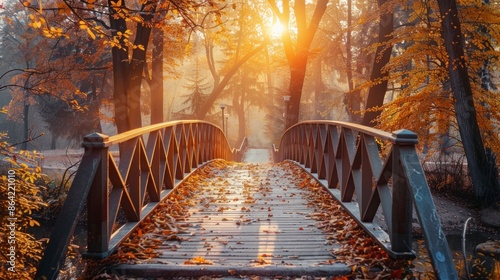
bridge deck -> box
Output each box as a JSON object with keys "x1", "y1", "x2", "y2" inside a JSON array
[{"x1": 105, "y1": 155, "x2": 368, "y2": 278}]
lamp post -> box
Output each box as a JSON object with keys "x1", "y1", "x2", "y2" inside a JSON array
[
  {"x1": 224, "y1": 113, "x2": 229, "y2": 136},
  {"x1": 220, "y1": 104, "x2": 226, "y2": 134},
  {"x1": 283, "y1": 95, "x2": 291, "y2": 129}
]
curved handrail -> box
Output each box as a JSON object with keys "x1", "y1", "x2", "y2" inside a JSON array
[
  {"x1": 36, "y1": 121, "x2": 244, "y2": 280},
  {"x1": 234, "y1": 137, "x2": 249, "y2": 161},
  {"x1": 274, "y1": 121, "x2": 457, "y2": 280}
]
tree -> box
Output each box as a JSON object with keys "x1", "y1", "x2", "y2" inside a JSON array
[
  {"x1": 194, "y1": 31, "x2": 266, "y2": 119},
  {"x1": 214, "y1": 2, "x2": 269, "y2": 145},
  {"x1": 268, "y1": 0, "x2": 329, "y2": 128},
  {"x1": 227, "y1": 50, "x2": 268, "y2": 146},
  {"x1": 149, "y1": 21, "x2": 164, "y2": 124},
  {"x1": 436, "y1": 0, "x2": 499, "y2": 206},
  {"x1": 344, "y1": 0, "x2": 360, "y2": 123},
  {"x1": 360, "y1": 0, "x2": 500, "y2": 205},
  {"x1": 1, "y1": 0, "x2": 110, "y2": 149},
  {"x1": 361, "y1": 0, "x2": 394, "y2": 126},
  {"x1": 21, "y1": 0, "x2": 228, "y2": 133},
  {"x1": 173, "y1": 59, "x2": 210, "y2": 119}
]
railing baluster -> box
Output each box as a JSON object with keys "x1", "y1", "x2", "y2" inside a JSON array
[{"x1": 390, "y1": 141, "x2": 413, "y2": 253}]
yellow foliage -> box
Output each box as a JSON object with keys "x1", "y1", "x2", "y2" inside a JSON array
[{"x1": 0, "y1": 136, "x2": 47, "y2": 279}]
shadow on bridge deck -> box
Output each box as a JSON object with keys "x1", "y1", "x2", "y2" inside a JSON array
[{"x1": 104, "y1": 159, "x2": 353, "y2": 278}]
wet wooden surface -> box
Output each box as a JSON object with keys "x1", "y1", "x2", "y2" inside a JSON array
[
  {"x1": 153, "y1": 164, "x2": 337, "y2": 266},
  {"x1": 111, "y1": 161, "x2": 349, "y2": 277}
]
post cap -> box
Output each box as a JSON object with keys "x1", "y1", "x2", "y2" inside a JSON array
[
  {"x1": 82, "y1": 132, "x2": 109, "y2": 148},
  {"x1": 392, "y1": 129, "x2": 418, "y2": 145}
]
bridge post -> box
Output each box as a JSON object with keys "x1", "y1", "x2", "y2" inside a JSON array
[
  {"x1": 390, "y1": 131, "x2": 414, "y2": 253},
  {"x1": 83, "y1": 132, "x2": 111, "y2": 255},
  {"x1": 394, "y1": 129, "x2": 458, "y2": 279}
]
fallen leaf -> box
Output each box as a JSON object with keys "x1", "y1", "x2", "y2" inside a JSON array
[{"x1": 184, "y1": 256, "x2": 213, "y2": 265}]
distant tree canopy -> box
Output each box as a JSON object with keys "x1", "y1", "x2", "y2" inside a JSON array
[
  {"x1": 1, "y1": 0, "x2": 499, "y2": 204},
  {"x1": 0, "y1": 0, "x2": 110, "y2": 148}
]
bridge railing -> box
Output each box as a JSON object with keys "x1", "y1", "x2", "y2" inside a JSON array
[
  {"x1": 273, "y1": 121, "x2": 457, "y2": 279},
  {"x1": 36, "y1": 121, "x2": 246, "y2": 280}
]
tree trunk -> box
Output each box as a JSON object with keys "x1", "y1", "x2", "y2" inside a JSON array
[
  {"x1": 361, "y1": 0, "x2": 393, "y2": 127},
  {"x1": 108, "y1": 1, "x2": 156, "y2": 133},
  {"x1": 312, "y1": 60, "x2": 326, "y2": 119},
  {"x1": 269, "y1": 0, "x2": 329, "y2": 129},
  {"x1": 127, "y1": 11, "x2": 155, "y2": 129},
  {"x1": 50, "y1": 133, "x2": 58, "y2": 150},
  {"x1": 233, "y1": 90, "x2": 246, "y2": 147},
  {"x1": 437, "y1": 0, "x2": 499, "y2": 206},
  {"x1": 151, "y1": 25, "x2": 164, "y2": 124},
  {"x1": 343, "y1": 0, "x2": 362, "y2": 123},
  {"x1": 108, "y1": 0, "x2": 130, "y2": 134},
  {"x1": 286, "y1": 54, "x2": 307, "y2": 128},
  {"x1": 22, "y1": 101, "x2": 29, "y2": 150}
]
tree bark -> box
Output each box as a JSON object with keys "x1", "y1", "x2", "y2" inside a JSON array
[
  {"x1": 108, "y1": 0, "x2": 157, "y2": 133},
  {"x1": 286, "y1": 53, "x2": 308, "y2": 127},
  {"x1": 22, "y1": 101, "x2": 29, "y2": 150},
  {"x1": 269, "y1": 0, "x2": 329, "y2": 129},
  {"x1": 313, "y1": 59, "x2": 326, "y2": 119},
  {"x1": 361, "y1": 0, "x2": 393, "y2": 127},
  {"x1": 343, "y1": 0, "x2": 362, "y2": 123},
  {"x1": 151, "y1": 25, "x2": 164, "y2": 124},
  {"x1": 437, "y1": 0, "x2": 499, "y2": 206},
  {"x1": 232, "y1": 89, "x2": 246, "y2": 147}
]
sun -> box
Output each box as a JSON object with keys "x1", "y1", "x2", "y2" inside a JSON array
[{"x1": 270, "y1": 21, "x2": 285, "y2": 37}]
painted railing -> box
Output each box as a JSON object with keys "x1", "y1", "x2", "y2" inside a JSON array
[
  {"x1": 273, "y1": 121, "x2": 457, "y2": 279},
  {"x1": 36, "y1": 121, "x2": 247, "y2": 280}
]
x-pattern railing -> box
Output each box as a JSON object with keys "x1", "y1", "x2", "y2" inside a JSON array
[
  {"x1": 36, "y1": 121, "x2": 246, "y2": 280},
  {"x1": 273, "y1": 121, "x2": 458, "y2": 279}
]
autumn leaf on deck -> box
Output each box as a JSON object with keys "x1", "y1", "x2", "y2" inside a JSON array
[
  {"x1": 184, "y1": 256, "x2": 213, "y2": 265},
  {"x1": 252, "y1": 255, "x2": 271, "y2": 265}
]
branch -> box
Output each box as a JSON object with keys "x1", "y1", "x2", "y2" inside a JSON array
[
  {"x1": 8, "y1": 132, "x2": 45, "y2": 148},
  {"x1": 267, "y1": 0, "x2": 283, "y2": 18},
  {"x1": 58, "y1": 159, "x2": 81, "y2": 190},
  {"x1": 205, "y1": 39, "x2": 219, "y2": 85},
  {"x1": 0, "y1": 68, "x2": 41, "y2": 82},
  {"x1": 84, "y1": 17, "x2": 112, "y2": 30},
  {"x1": 197, "y1": 43, "x2": 267, "y2": 118}
]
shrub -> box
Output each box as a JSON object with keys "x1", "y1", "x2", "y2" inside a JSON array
[
  {"x1": 0, "y1": 134, "x2": 47, "y2": 279},
  {"x1": 422, "y1": 152, "x2": 474, "y2": 201}
]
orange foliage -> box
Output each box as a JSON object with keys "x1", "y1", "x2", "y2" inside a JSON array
[{"x1": 357, "y1": 0, "x2": 500, "y2": 158}]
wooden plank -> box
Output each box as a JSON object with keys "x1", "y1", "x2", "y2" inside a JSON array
[
  {"x1": 151, "y1": 163, "x2": 337, "y2": 266},
  {"x1": 109, "y1": 162, "x2": 350, "y2": 278},
  {"x1": 111, "y1": 263, "x2": 351, "y2": 278}
]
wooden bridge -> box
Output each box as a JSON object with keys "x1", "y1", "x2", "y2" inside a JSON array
[{"x1": 35, "y1": 120, "x2": 458, "y2": 279}]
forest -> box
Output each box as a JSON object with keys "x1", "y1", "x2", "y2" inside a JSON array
[{"x1": 0, "y1": 0, "x2": 500, "y2": 278}]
